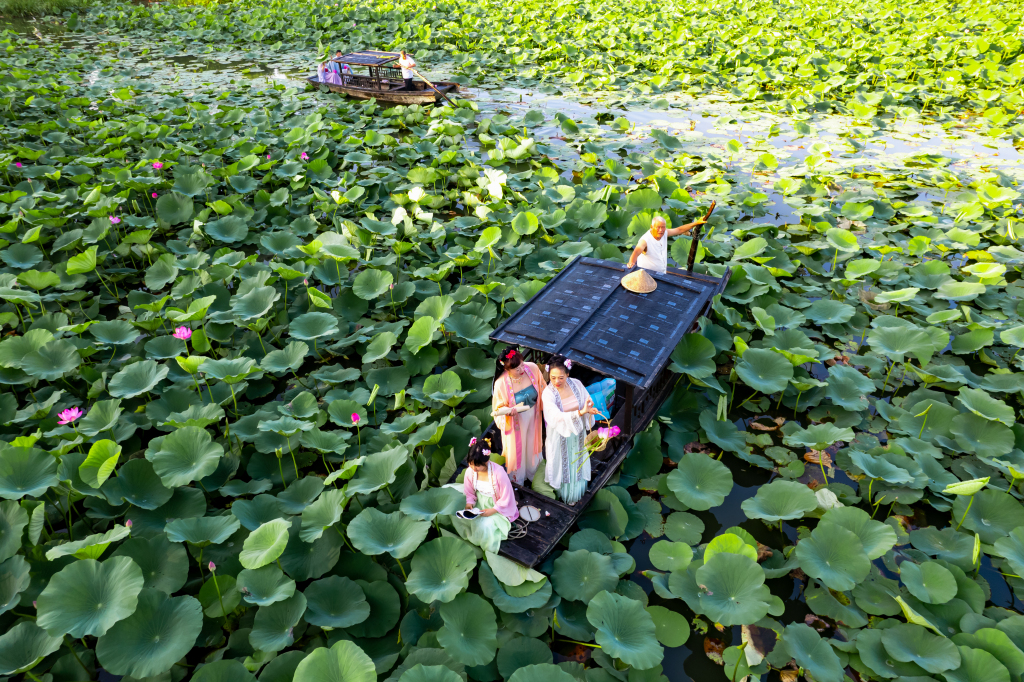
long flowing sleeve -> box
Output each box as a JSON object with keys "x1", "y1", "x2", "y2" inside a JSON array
[
  {"x1": 492, "y1": 375, "x2": 512, "y2": 434},
  {"x1": 490, "y1": 464, "x2": 520, "y2": 522},
  {"x1": 463, "y1": 469, "x2": 477, "y2": 509},
  {"x1": 542, "y1": 385, "x2": 586, "y2": 438}
]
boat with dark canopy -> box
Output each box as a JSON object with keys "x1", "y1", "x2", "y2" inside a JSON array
[
  {"x1": 306, "y1": 50, "x2": 459, "y2": 104},
  {"x1": 459, "y1": 255, "x2": 732, "y2": 567}
]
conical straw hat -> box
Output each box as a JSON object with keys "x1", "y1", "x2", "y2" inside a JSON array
[{"x1": 621, "y1": 268, "x2": 657, "y2": 294}]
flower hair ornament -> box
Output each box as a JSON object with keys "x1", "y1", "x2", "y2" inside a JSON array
[
  {"x1": 504, "y1": 348, "x2": 518, "y2": 360},
  {"x1": 564, "y1": 359, "x2": 572, "y2": 370}
]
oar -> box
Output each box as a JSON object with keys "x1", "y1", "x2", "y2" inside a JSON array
[
  {"x1": 685, "y1": 201, "x2": 717, "y2": 272},
  {"x1": 410, "y1": 67, "x2": 456, "y2": 107}
]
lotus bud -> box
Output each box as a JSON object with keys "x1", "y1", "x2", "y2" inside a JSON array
[
  {"x1": 351, "y1": 413, "x2": 360, "y2": 424},
  {"x1": 152, "y1": 192, "x2": 158, "y2": 198},
  {"x1": 209, "y1": 561, "x2": 216, "y2": 572},
  {"x1": 33, "y1": 601, "x2": 37, "y2": 607}
]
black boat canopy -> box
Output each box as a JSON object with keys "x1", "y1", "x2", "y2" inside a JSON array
[
  {"x1": 490, "y1": 257, "x2": 728, "y2": 391},
  {"x1": 333, "y1": 50, "x2": 400, "y2": 66}
]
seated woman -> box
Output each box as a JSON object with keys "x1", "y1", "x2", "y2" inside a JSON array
[
  {"x1": 454, "y1": 446, "x2": 518, "y2": 553},
  {"x1": 543, "y1": 355, "x2": 601, "y2": 505},
  {"x1": 491, "y1": 346, "x2": 545, "y2": 485}
]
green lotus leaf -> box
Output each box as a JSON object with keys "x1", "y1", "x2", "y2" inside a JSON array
[
  {"x1": 353, "y1": 269, "x2": 394, "y2": 300},
  {"x1": 0, "y1": 621, "x2": 63, "y2": 676},
  {"x1": 496, "y1": 637, "x2": 553, "y2": 679},
  {"x1": 952, "y1": 490, "x2": 1024, "y2": 544},
  {"x1": 735, "y1": 348, "x2": 793, "y2": 394},
  {"x1": 882, "y1": 623, "x2": 961, "y2": 673},
  {"x1": 240, "y1": 518, "x2": 291, "y2": 569},
  {"x1": 101, "y1": 458, "x2": 172, "y2": 509},
  {"x1": 36, "y1": 556, "x2": 144, "y2": 637},
  {"x1": 148, "y1": 426, "x2": 224, "y2": 487},
  {"x1": 826, "y1": 227, "x2": 859, "y2": 251},
  {"x1": 0, "y1": 445, "x2": 58, "y2": 499},
  {"x1": 845, "y1": 258, "x2": 880, "y2": 279},
  {"x1": 552, "y1": 549, "x2": 619, "y2": 602},
  {"x1": 507, "y1": 664, "x2": 578, "y2": 682},
  {"x1": 0, "y1": 329, "x2": 54, "y2": 369},
  {"x1": 783, "y1": 422, "x2": 854, "y2": 450},
  {"x1": 405, "y1": 536, "x2": 477, "y2": 603},
  {"x1": 438, "y1": 592, "x2": 498, "y2": 666},
  {"x1": 901, "y1": 560, "x2": 958, "y2": 604},
  {"x1": 164, "y1": 515, "x2": 240, "y2": 546},
  {"x1": 803, "y1": 299, "x2": 856, "y2": 325},
  {"x1": 445, "y1": 312, "x2": 494, "y2": 344},
  {"x1": 485, "y1": 550, "x2": 547, "y2": 587},
  {"x1": 795, "y1": 524, "x2": 870, "y2": 591},
  {"x1": 348, "y1": 508, "x2": 428, "y2": 560},
  {"x1": 399, "y1": 664, "x2": 464, "y2": 682},
  {"x1": 290, "y1": 312, "x2": 339, "y2": 340},
  {"x1": 586, "y1": 590, "x2": 662, "y2": 669},
  {"x1": 951, "y1": 412, "x2": 1014, "y2": 458},
  {"x1": 478, "y1": 561, "x2": 552, "y2": 613},
  {"x1": 993, "y1": 527, "x2": 1024, "y2": 577},
  {"x1": 647, "y1": 605, "x2": 690, "y2": 647},
  {"x1": 704, "y1": 532, "x2": 757, "y2": 563},
  {"x1": 849, "y1": 450, "x2": 915, "y2": 486},
  {"x1": 259, "y1": 651, "x2": 308, "y2": 682},
  {"x1": 944, "y1": 645, "x2": 1012, "y2": 682},
  {"x1": 0, "y1": 555, "x2": 29, "y2": 615},
  {"x1": 156, "y1": 191, "x2": 194, "y2": 224},
  {"x1": 192, "y1": 659, "x2": 258, "y2": 682},
  {"x1": 698, "y1": 410, "x2": 748, "y2": 454},
  {"x1": 164, "y1": 402, "x2": 226, "y2": 429},
  {"x1": 79, "y1": 439, "x2": 121, "y2": 488},
  {"x1": 228, "y1": 175, "x2": 260, "y2": 193},
  {"x1": 399, "y1": 486, "x2": 465, "y2": 522},
  {"x1": 817, "y1": 507, "x2": 897, "y2": 560},
  {"x1": 910, "y1": 527, "x2": 977, "y2": 572},
  {"x1": 741, "y1": 479, "x2": 818, "y2": 522},
  {"x1": 0, "y1": 503, "x2": 26, "y2": 564},
  {"x1": 292, "y1": 639, "x2": 378, "y2": 682},
  {"x1": 90, "y1": 320, "x2": 138, "y2": 345},
  {"x1": 108, "y1": 359, "x2": 169, "y2": 398},
  {"x1": 669, "y1": 333, "x2": 718, "y2": 379},
  {"x1": 936, "y1": 281, "x2": 986, "y2": 302},
  {"x1": 21, "y1": 338, "x2": 79, "y2": 380},
  {"x1": 250, "y1": 592, "x2": 307, "y2": 653},
  {"x1": 299, "y1": 488, "x2": 347, "y2": 542},
  {"x1": 111, "y1": 536, "x2": 189, "y2": 594},
  {"x1": 347, "y1": 446, "x2": 408, "y2": 496},
  {"x1": 649, "y1": 540, "x2": 693, "y2": 572},
  {"x1": 303, "y1": 575, "x2": 369, "y2": 627},
  {"x1": 202, "y1": 357, "x2": 258, "y2": 383},
  {"x1": 955, "y1": 388, "x2": 1013, "y2": 427},
  {"x1": 95, "y1": 587, "x2": 202, "y2": 678},
  {"x1": 695, "y1": 552, "x2": 775, "y2": 625},
  {"x1": 663, "y1": 511, "x2": 704, "y2": 544},
  {"x1": 206, "y1": 215, "x2": 249, "y2": 243},
  {"x1": 346, "y1": 579, "x2": 400, "y2": 638},
  {"x1": 769, "y1": 623, "x2": 845, "y2": 682},
  {"x1": 45, "y1": 523, "x2": 130, "y2": 560},
  {"x1": 362, "y1": 331, "x2": 397, "y2": 364},
  {"x1": 856, "y1": 627, "x2": 931, "y2": 679},
  {"x1": 232, "y1": 286, "x2": 279, "y2": 320},
  {"x1": 944, "y1": 477, "x2": 990, "y2": 496},
  {"x1": 951, "y1": 629, "x2": 1024, "y2": 680},
  {"x1": 237, "y1": 564, "x2": 296, "y2": 606},
  {"x1": 825, "y1": 364, "x2": 874, "y2": 410},
  {"x1": 261, "y1": 341, "x2": 309, "y2": 374},
  {"x1": 666, "y1": 453, "x2": 733, "y2": 510}
]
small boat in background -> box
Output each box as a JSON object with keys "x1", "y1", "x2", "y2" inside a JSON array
[{"x1": 306, "y1": 50, "x2": 459, "y2": 105}]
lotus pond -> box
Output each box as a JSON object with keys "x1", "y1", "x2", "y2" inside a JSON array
[{"x1": 0, "y1": 1, "x2": 1023, "y2": 682}]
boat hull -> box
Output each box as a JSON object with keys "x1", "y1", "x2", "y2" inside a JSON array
[{"x1": 306, "y1": 77, "x2": 459, "y2": 104}]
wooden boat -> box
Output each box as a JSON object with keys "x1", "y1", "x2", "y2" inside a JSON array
[
  {"x1": 306, "y1": 50, "x2": 458, "y2": 105},
  {"x1": 455, "y1": 256, "x2": 733, "y2": 567}
]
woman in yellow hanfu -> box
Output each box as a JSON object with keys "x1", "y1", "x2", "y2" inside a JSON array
[{"x1": 491, "y1": 346, "x2": 546, "y2": 485}]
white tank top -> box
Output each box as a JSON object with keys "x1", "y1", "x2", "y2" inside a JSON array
[{"x1": 636, "y1": 229, "x2": 667, "y2": 273}]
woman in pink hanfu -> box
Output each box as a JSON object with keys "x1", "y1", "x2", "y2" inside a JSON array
[
  {"x1": 490, "y1": 346, "x2": 546, "y2": 486},
  {"x1": 454, "y1": 447, "x2": 519, "y2": 553}
]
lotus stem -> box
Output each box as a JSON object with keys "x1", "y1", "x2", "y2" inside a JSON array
[
  {"x1": 334, "y1": 526, "x2": 356, "y2": 553},
  {"x1": 276, "y1": 449, "x2": 288, "y2": 490},
  {"x1": 882, "y1": 360, "x2": 896, "y2": 391},
  {"x1": 288, "y1": 441, "x2": 300, "y2": 479},
  {"x1": 557, "y1": 639, "x2": 602, "y2": 648},
  {"x1": 955, "y1": 495, "x2": 974, "y2": 531},
  {"x1": 731, "y1": 642, "x2": 749, "y2": 682},
  {"x1": 394, "y1": 556, "x2": 408, "y2": 580},
  {"x1": 384, "y1": 482, "x2": 396, "y2": 501},
  {"x1": 793, "y1": 390, "x2": 802, "y2": 417},
  {"x1": 229, "y1": 384, "x2": 239, "y2": 418},
  {"x1": 210, "y1": 568, "x2": 227, "y2": 620}
]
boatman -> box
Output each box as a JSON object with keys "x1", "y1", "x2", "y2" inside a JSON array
[
  {"x1": 626, "y1": 215, "x2": 707, "y2": 273},
  {"x1": 398, "y1": 50, "x2": 416, "y2": 91}
]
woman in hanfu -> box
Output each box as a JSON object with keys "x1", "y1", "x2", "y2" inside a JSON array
[
  {"x1": 543, "y1": 355, "x2": 600, "y2": 505},
  {"x1": 491, "y1": 346, "x2": 546, "y2": 485},
  {"x1": 454, "y1": 446, "x2": 519, "y2": 553}
]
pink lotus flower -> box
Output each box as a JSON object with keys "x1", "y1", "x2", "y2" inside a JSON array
[
  {"x1": 152, "y1": 162, "x2": 163, "y2": 169},
  {"x1": 351, "y1": 413, "x2": 360, "y2": 424},
  {"x1": 609, "y1": 425, "x2": 621, "y2": 438},
  {"x1": 301, "y1": 152, "x2": 309, "y2": 161},
  {"x1": 208, "y1": 561, "x2": 216, "y2": 572},
  {"x1": 173, "y1": 326, "x2": 192, "y2": 341},
  {"x1": 15, "y1": 162, "x2": 22, "y2": 168},
  {"x1": 469, "y1": 437, "x2": 477, "y2": 446},
  {"x1": 109, "y1": 216, "x2": 121, "y2": 224},
  {"x1": 58, "y1": 407, "x2": 83, "y2": 425},
  {"x1": 597, "y1": 427, "x2": 610, "y2": 440},
  {"x1": 151, "y1": 192, "x2": 158, "y2": 198}
]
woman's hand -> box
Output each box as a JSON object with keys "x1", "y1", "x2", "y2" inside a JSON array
[
  {"x1": 480, "y1": 508, "x2": 498, "y2": 517},
  {"x1": 491, "y1": 406, "x2": 514, "y2": 417},
  {"x1": 465, "y1": 503, "x2": 474, "y2": 510},
  {"x1": 514, "y1": 402, "x2": 530, "y2": 413}
]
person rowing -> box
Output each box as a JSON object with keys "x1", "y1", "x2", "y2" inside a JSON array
[
  {"x1": 626, "y1": 214, "x2": 707, "y2": 273},
  {"x1": 397, "y1": 50, "x2": 416, "y2": 91}
]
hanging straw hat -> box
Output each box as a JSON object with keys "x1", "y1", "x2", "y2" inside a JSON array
[{"x1": 620, "y1": 268, "x2": 657, "y2": 294}]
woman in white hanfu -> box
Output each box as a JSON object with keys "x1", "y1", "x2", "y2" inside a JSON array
[
  {"x1": 542, "y1": 355, "x2": 600, "y2": 505},
  {"x1": 491, "y1": 346, "x2": 546, "y2": 486}
]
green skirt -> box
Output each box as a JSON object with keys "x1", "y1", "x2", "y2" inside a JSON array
[{"x1": 453, "y1": 493, "x2": 511, "y2": 554}]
